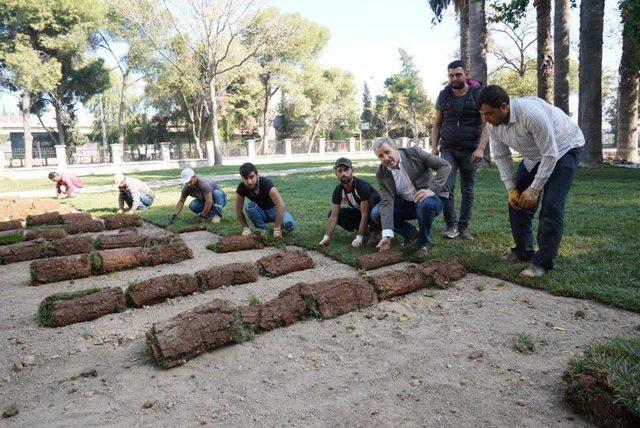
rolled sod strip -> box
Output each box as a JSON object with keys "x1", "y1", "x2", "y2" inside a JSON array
[
  {"x1": 26, "y1": 211, "x2": 63, "y2": 227},
  {"x1": 126, "y1": 273, "x2": 198, "y2": 307},
  {"x1": 102, "y1": 214, "x2": 142, "y2": 230},
  {"x1": 30, "y1": 253, "x2": 93, "y2": 284},
  {"x1": 147, "y1": 299, "x2": 259, "y2": 369},
  {"x1": 176, "y1": 225, "x2": 208, "y2": 233},
  {"x1": 257, "y1": 286, "x2": 309, "y2": 332},
  {"x1": 38, "y1": 287, "x2": 125, "y2": 327},
  {"x1": 416, "y1": 259, "x2": 467, "y2": 289},
  {"x1": 146, "y1": 239, "x2": 193, "y2": 266},
  {"x1": 64, "y1": 219, "x2": 105, "y2": 234},
  {"x1": 0, "y1": 239, "x2": 52, "y2": 264},
  {"x1": 0, "y1": 230, "x2": 24, "y2": 246},
  {"x1": 196, "y1": 263, "x2": 259, "y2": 291},
  {"x1": 257, "y1": 250, "x2": 314, "y2": 277},
  {"x1": 98, "y1": 247, "x2": 151, "y2": 273},
  {"x1": 51, "y1": 234, "x2": 94, "y2": 256},
  {"x1": 61, "y1": 212, "x2": 92, "y2": 224},
  {"x1": 24, "y1": 228, "x2": 67, "y2": 241},
  {"x1": 210, "y1": 235, "x2": 264, "y2": 253},
  {"x1": 294, "y1": 277, "x2": 378, "y2": 319},
  {"x1": 0, "y1": 219, "x2": 22, "y2": 232},
  {"x1": 365, "y1": 265, "x2": 428, "y2": 300},
  {"x1": 95, "y1": 229, "x2": 140, "y2": 249},
  {"x1": 355, "y1": 249, "x2": 404, "y2": 270}
]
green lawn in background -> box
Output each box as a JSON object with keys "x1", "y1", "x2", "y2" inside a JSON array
[
  {"x1": 0, "y1": 160, "x2": 345, "y2": 193},
  {"x1": 68, "y1": 164, "x2": 640, "y2": 312}
]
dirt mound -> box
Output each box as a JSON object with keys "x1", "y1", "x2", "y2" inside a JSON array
[{"x1": 0, "y1": 197, "x2": 74, "y2": 221}]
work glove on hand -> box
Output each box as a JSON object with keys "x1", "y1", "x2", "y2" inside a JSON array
[
  {"x1": 241, "y1": 227, "x2": 252, "y2": 236},
  {"x1": 519, "y1": 187, "x2": 541, "y2": 209},
  {"x1": 116, "y1": 209, "x2": 124, "y2": 214},
  {"x1": 318, "y1": 235, "x2": 331, "y2": 246},
  {"x1": 351, "y1": 235, "x2": 363, "y2": 248},
  {"x1": 168, "y1": 214, "x2": 177, "y2": 225},
  {"x1": 508, "y1": 188, "x2": 521, "y2": 210},
  {"x1": 273, "y1": 227, "x2": 282, "y2": 239}
]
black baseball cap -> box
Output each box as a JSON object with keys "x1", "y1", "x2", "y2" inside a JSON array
[{"x1": 334, "y1": 157, "x2": 352, "y2": 169}]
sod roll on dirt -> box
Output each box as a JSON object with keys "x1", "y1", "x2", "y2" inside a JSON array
[
  {"x1": 355, "y1": 249, "x2": 404, "y2": 270},
  {"x1": 147, "y1": 299, "x2": 259, "y2": 368},
  {"x1": 102, "y1": 214, "x2": 142, "y2": 230},
  {"x1": 95, "y1": 229, "x2": 141, "y2": 249},
  {"x1": 293, "y1": 277, "x2": 378, "y2": 319},
  {"x1": 26, "y1": 211, "x2": 62, "y2": 227},
  {"x1": 30, "y1": 253, "x2": 93, "y2": 284},
  {"x1": 257, "y1": 250, "x2": 313, "y2": 277},
  {"x1": 24, "y1": 228, "x2": 67, "y2": 241},
  {"x1": 211, "y1": 235, "x2": 264, "y2": 252},
  {"x1": 61, "y1": 212, "x2": 92, "y2": 224},
  {"x1": 0, "y1": 239, "x2": 51, "y2": 264},
  {"x1": 50, "y1": 234, "x2": 94, "y2": 256},
  {"x1": 196, "y1": 262, "x2": 259, "y2": 290},
  {"x1": 38, "y1": 287, "x2": 125, "y2": 327},
  {"x1": 64, "y1": 219, "x2": 105, "y2": 234},
  {"x1": 0, "y1": 230, "x2": 24, "y2": 246},
  {"x1": 0, "y1": 219, "x2": 22, "y2": 232},
  {"x1": 126, "y1": 273, "x2": 198, "y2": 307},
  {"x1": 365, "y1": 265, "x2": 428, "y2": 300}
]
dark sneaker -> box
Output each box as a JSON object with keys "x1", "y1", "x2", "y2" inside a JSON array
[
  {"x1": 520, "y1": 264, "x2": 547, "y2": 278},
  {"x1": 443, "y1": 226, "x2": 459, "y2": 239},
  {"x1": 499, "y1": 251, "x2": 521, "y2": 264},
  {"x1": 459, "y1": 229, "x2": 474, "y2": 240}
]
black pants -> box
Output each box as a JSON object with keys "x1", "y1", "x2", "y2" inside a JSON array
[
  {"x1": 328, "y1": 206, "x2": 379, "y2": 232},
  {"x1": 441, "y1": 147, "x2": 478, "y2": 230}
]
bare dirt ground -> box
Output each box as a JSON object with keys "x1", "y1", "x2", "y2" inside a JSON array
[
  {"x1": 1, "y1": 226, "x2": 639, "y2": 427},
  {"x1": 0, "y1": 197, "x2": 76, "y2": 221}
]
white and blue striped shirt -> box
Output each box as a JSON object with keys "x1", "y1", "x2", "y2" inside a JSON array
[{"x1": 488, "y1": 97, "x2": 585, "y2": 191}]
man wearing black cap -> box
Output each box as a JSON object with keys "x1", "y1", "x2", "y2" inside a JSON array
[{"x1": 319, "y1": 157, "x2": 381, "y2": 248}]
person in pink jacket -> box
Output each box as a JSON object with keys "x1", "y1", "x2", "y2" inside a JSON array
[{"x1": 48, "y1": 171, "x2": 83, "y2": 198}]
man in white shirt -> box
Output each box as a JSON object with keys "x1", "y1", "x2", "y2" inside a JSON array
[
  {"x1": 370, "y1": 137, "x2": 451, "y2": 255},
  {"x1": 477, "y1": 85, "x2": 585, "y2": 277}
]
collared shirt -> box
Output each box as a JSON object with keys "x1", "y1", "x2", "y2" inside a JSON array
[
  {"x1": 383, "y1": 158, "x2": 417, "y2": 238},
  {"x1": 488, "y1": 97, "x2": 585, "y2": 191}
]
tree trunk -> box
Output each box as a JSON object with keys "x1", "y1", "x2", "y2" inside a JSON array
[
  {"x1": 469, "y1": 0, "x2": 490, "y2": 166},
  {"x1": 616, "y1": 19, "x2": 640, "y2": 162},
  {"x1": 307, "y1": 118, "x2": 321, "y2": 154},
  {"x1": 554, "y1": 0, "x2": 570, "y2": 114},
  {"x1": 536, "y1": 0, "x2": 554, "y2": 103},
  {"x1": 54, "y1": 103, "x2": 66, "y2": 147},
  {"x1": 261, "y1": 84, "x2": 269, "y2": 155},
  {"x1": 98, "y1": 94, "x2": 109, "y2": 162},
  {"x1": 21, "y1": 92, "x2": 33, "y2": 168},
  {"x1": 117, "y1": 72, "x2": 128, "y2": 146},
  {"x1": 578, "y1": 0, "x2": 605, "y2": 168},
  {"x1": 459, "y1": 0, "x2": 471, "y2": 66},
  {"x1": 208, "y1": 79, "x2": 222, "y2": 165}
]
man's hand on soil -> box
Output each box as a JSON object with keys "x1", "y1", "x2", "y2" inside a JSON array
[
  {"x1": 241, "y1": 227, "x2": 252, "y2": 236},
  {"x1": 318, "y1": 234, "x2": 331, "y2": 246},
  {"x1": 273, "y1": 227, "x2": 282, "y2": 239},
  {"x1": 376, "y1": 237, "x2": 391, "y2": 252},
  {"x1": 351, "y1": 235, "x2": 363, "y2": 248},
  {"x1": 168, "y1": 214, "x2": 177, "y2": 225},
  {"x1": 116, "y1": 209, "x2": 124, "y2": 214}
]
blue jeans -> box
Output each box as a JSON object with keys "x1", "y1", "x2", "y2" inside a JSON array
[
  {"x1": 121, "y1": 190, "x2": 154, "y2": 210},
  {"x1": 441, "y1": 147, "x2": 477, "y2": 229},
  {"x1": 509, "y1": 147, "x2": 583, "y2": 270},
  {"x1": 189, "y1": 189, "x2": 227, "y2": 218},
  {"x1": 245, "y1": 202, "x2": 296, "y2": 231},
  {"x1": 370, "y1": 196, "x2": 444, "y2": 247}
]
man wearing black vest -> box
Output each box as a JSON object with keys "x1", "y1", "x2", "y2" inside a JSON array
[{"x1": 431, "y1": 59, "x2": 485, "y2": 241}]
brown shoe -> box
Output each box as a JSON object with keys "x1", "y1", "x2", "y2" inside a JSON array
[{"x1": 499, "y1": 251, "x2": 521, "y2": 264}]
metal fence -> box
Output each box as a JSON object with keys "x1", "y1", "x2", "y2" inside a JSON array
[
  {"x1": 291, "y1": 140, "x2": 316, "y2": 155},
  {"x1": 66, "y1": 147, "x2": 107, "y2": 165},
  {"x1": 170, "y1": 143, "x2": 205, "y2": 160},
  {"x1": 123, "y1": 145, "x2": 162, "y2": 162},
  {"x1": 325, "y1": 140, "x2": 349, "y2": 153},
  {"x1": 5, "y1": 147, "x2": 58, "y2": 168}
]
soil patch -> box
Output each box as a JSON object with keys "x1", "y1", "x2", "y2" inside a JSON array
[{"x1": 0, "y1": 197, "x2": 74, "y2": 221}]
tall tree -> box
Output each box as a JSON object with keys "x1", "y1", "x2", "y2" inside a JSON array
[
  {"x1": 616, "y1": 0, "x2": 640, "y2": 162},
  {"x1": 470, "y1": 0, "x2": 490, "y2": 165},
  {"x1": 361, "y1": 82, "x2": 375, "y2": 139},
  {"x1": 578, "y1": 0, "x2": 605, "y2": 168},
  {"x1": 534, "y1": 0, "x2": 553, "y2": 102},
  {"x1": 118, "y1": 0, "x2": 267, "y2": 165},
  {"x1": 554, "y1": 0, "x2": 571, "y2": 113}
]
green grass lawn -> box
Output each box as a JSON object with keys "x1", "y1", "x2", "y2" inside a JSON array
[
  {"x1": 68, "y1": 164, "x2": 640, "y2": 312},
  {"x1": 0, "y1": 160, "x2": 346, "y2": 193}
]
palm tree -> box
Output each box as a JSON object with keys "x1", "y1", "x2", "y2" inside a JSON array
[
  {"x1": 616, "y1": 1, "x2": 640, "y2": 162},
  {"x1": 535, "y1": 0, "x2": 553, "y2": 102},
  {"x1": 428, "y1": 0, "x2": 470, "y2": 65},
  {"x1": 554, "y1": 0, "x2": 570, "y2": 114},
  {"x1": 578, "y1": 0, "x2": 605, "y2": 168},
  {"x1": 469, "y1": 0, "x2": 488, "y2": 84}
]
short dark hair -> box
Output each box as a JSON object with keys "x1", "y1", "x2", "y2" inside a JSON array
[
  {"x1": 239, "y1": 162, "x2": 258, "y2": 178},
  {"x1": 447, "y1": 60, "x2": 466, "y2": 70},
  {"x1": 476, "y1": 85, "x2": 510, "y2": 109},
  {"x1": 48, "y1": 172, "x2": 58, "y2": 180}
]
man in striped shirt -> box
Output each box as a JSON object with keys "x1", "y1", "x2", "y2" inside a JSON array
[{"x1": 477, "y1": 85, "x2": 585, "y2": 277}]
